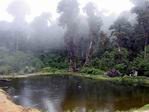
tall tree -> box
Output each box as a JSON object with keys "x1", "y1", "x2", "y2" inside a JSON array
[
  {"x1": 131, "y1": 0, "x2": 149, "y2": 58},
  {"x1": 83, "y1": 2, "x2": 102, "y2": 66},
  {"x1": 110, "y1": 17, "x2": 133, "y2": 52},
  {"x1": 7, "y1": 0, "x2": 30, "y2": 52},
  {"x1": 95, "y1": 31, "x2": 111, "y2": 57},
  {"x1": 57, "y1": 0, "x2": 80, "y2": 72}
]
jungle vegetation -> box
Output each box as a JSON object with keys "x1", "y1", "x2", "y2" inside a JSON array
[{"x1": 0, "y1": 0, "x2": 149, "y2": 78}]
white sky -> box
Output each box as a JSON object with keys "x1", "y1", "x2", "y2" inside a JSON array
[{"x1": 0, "y1": 0, "x2": 134, "y2": 22}]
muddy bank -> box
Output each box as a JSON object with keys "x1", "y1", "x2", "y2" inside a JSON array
[{"x1": 0, "y1": 89, "x2": 40, "y2": 112}]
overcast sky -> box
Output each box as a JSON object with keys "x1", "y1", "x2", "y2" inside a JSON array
[{"x1": 0, "y1": 0, "x2": 134, "y2": 22}]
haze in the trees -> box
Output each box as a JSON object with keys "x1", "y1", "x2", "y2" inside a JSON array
[
  {"x1": 83, "y1": 2, "x2": 102, "y2": 66},
  {"x1": 57, "y1": 0, "x2": 80, "y2": 72},
  {"x1": 131, "y1": 0, "x2": 149, "y2": 58},
  {"x1": 0, "y1": 0, "x2": 148, "y2": 76}
]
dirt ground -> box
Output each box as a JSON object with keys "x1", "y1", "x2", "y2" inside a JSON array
[{"x1": 0, "y1": 89, "x2": 40, "y2": 112}]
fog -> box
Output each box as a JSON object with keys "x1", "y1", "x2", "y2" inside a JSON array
[{"x1": 0, "y1": 0, "x2": 145, "y2": 54}]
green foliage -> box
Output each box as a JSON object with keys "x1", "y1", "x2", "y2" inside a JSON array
[
  {"x1": 138, "y1": 104, "x2": 149, "y2": 111},
  {"x1": 80, "y1": 67, "x2": 104, "y2": 75},
  {"x1": 0, "y1": 65, "x2": 12, "y2": 75},
  {"x1": 132, "y1": 46, "x2": 149, "y2": 76},
  {"x1": 41, "y1": 67, "x2": 66, "y2": 74},
  {"x1": 144, "y1": 71, "x2": 149, "y2": 76},
  {"x1": 133, "y1": 55, "x2": 149, "y2": 70},
  {"x1": 40, "y1": 51, "x2": 68, "y2": 69},
  {"x1": 92, "y1": 48, "x2": 129, "y2": 72},
  {"x1": 0, "y1": 51, "x2": 43, "y2": 74},
  {"x1": 41, "y1": 67, "x2": 57, "y2": 73},
  {"x1": 91, "y1": 58, "x2": 101, "y2": 68},
  {"x1": 115, "y1": 64, "x2": 127, "y2": 75}
]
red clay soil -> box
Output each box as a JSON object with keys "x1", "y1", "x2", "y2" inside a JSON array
[{"x1": 0, "y1": 89, "x2": 40, "y2": 112}]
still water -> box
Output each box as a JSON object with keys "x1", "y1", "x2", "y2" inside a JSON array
[{"x1": 2, "y1": 75, "x2": 149, "y2": 112}]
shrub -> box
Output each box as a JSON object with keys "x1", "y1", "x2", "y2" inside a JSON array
[
  {"x1": 0, "y1": 50, "x2": 43, "y2": 74},
  {"x1": 40, "y1": 52, "x2": 68, "y2": 69},
  {"x1": 132, "y1": 52, "x2": 149, "y2": 76},
  {"x1": 91, "y1": 58, "x2": 101, "y2": 68},
  {"x1": 144, "y1": 71, "x2": 149, "y2": 77},
  {"x1": 131, "y1": 46, "x2": 149, "y2": 76},
  {"x1": 115, "y1": 63, "x2": 128, "y2": 75},
  {"x1": 41, "y1": 67, "x2": 57, "y2": 73},
  {"x1": 80, "y1": 67, "x2": 104, "y2": 75},
  {"x1": 92, "y1": 48, "x2": 129, "y2": 72},
  {"x1": 0, "y1": 65, "x2": 12, "y2": 75},
  {"x1": 106, "y1": 68, "x2": 122, "y2": 77}
]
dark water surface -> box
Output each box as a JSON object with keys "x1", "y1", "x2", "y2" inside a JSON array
[{"x1": 2, "y1": 75, "x2": 149, "y2": 112}]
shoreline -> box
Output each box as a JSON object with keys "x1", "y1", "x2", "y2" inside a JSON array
[
  {"x1": 0, "y1": 72, "x2": 149, "y2": 87},
  {"x1": 0, "y1": 73, "x2": 149, "y2": 112}
]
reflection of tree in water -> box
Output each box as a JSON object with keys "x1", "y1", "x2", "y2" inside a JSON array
[
  {"x1": 7, "y1": 76, "x2": 68, "y2": 112},
  {"x1": 61, "y1": 78, "x2": 149, "y2": 112},
  {"x1": 5, "y1": 76, "x2": 149, "y2": 112}
]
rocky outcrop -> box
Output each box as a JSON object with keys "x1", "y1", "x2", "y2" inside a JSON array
[{"x1": 0, "y1": 89, "x2": 40, "y2": 112}]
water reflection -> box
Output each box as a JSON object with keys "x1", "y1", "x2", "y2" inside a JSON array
[{"x1": 5, "y1": 76, "x2": 149, "y2": 112}]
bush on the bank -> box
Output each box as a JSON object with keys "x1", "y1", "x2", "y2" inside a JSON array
[
  {"x1": 41, "y1": 67, "x2": 57, "y2": 73},
  {"x1": 106, "y1": 68, "x2": 122, "y2": 77},
  {"x1": 92, "y1": 48, "x2": 129, "y2": 74},
  {"x1": 0, "y1": 65, "x2": 12, "y2": 75},
  {"x1": 80, "y1": 67, "x2": 104, "y2": 75},
  {"x1": 41, "y1": 67, "x2": 67, "y2": 74},
  {"x1": 132, "y1": 47, "x2": 149, "y2": 76},
  {"x1": 114, "y1": 63, "x2": 128, "y2": 75},
  {"x1": 40, "y1": 53, "x2": 68, "y2": 69}
]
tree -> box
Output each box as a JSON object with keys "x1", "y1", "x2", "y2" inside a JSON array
[
  {"x1": 57, "y1": 0, "x2": 80, "y2": 72},
  {"x1": 83, "y1": 2, "x2": 102, "y2": 66},
  {"x1": 30, "y1": 12, "x2": 51, "y2": 54},
  {"x1": 95, "y1": 31, "x2": 112, "y2": 57},
  {"x1": 7, "y1": 0, "x2": 30, "y2": 52},
  {"x1": 110, "y1": 17, "x2": 133, "y2": 52},
  {"x1": 131, "y1": 0, "x2": 149, "y2": 58}
]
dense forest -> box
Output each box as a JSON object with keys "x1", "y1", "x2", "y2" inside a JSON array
[{"x1": 0, "y1": 0, "x2": 149, "y2": 77}]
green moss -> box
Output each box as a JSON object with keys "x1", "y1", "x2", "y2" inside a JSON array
[
  {"x1": 117, "y1": 104, "x2": 149, "y2": 112},
  {"x1": 138, "y1": 104, "x2": 149, "y2": 111}
]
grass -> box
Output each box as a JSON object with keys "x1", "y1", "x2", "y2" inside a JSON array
[
  {"x1": 138, "y1": 104, "x2": 149, "y2": 110},
  {"x1": 117, "y1": 104, "x2": 149, "y2": 112},
  {"x1": 0, "y1": 70, "x2": 149, "y2": 87}
]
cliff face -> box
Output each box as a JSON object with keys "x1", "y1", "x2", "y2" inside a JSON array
[{"x1": 0, "y1": 89, "x2": 40, "y2": 112}]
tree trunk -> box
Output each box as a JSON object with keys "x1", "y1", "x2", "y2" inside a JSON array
[
  {"x1": 144, "y1": 33, "x2": 148, "y2": 58},
  {"x1": 84, "y1": 41, "x2": 93, "y2": 66},
  {"x1": 65, "y1": 37, "x2": 77, "y2": 72},
  {"x1": 84, "y1": 33, "x2": 96, "y2": 67},
  {"x1": 69, "y1": 58, "x2": 76, "y2": 72}
]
